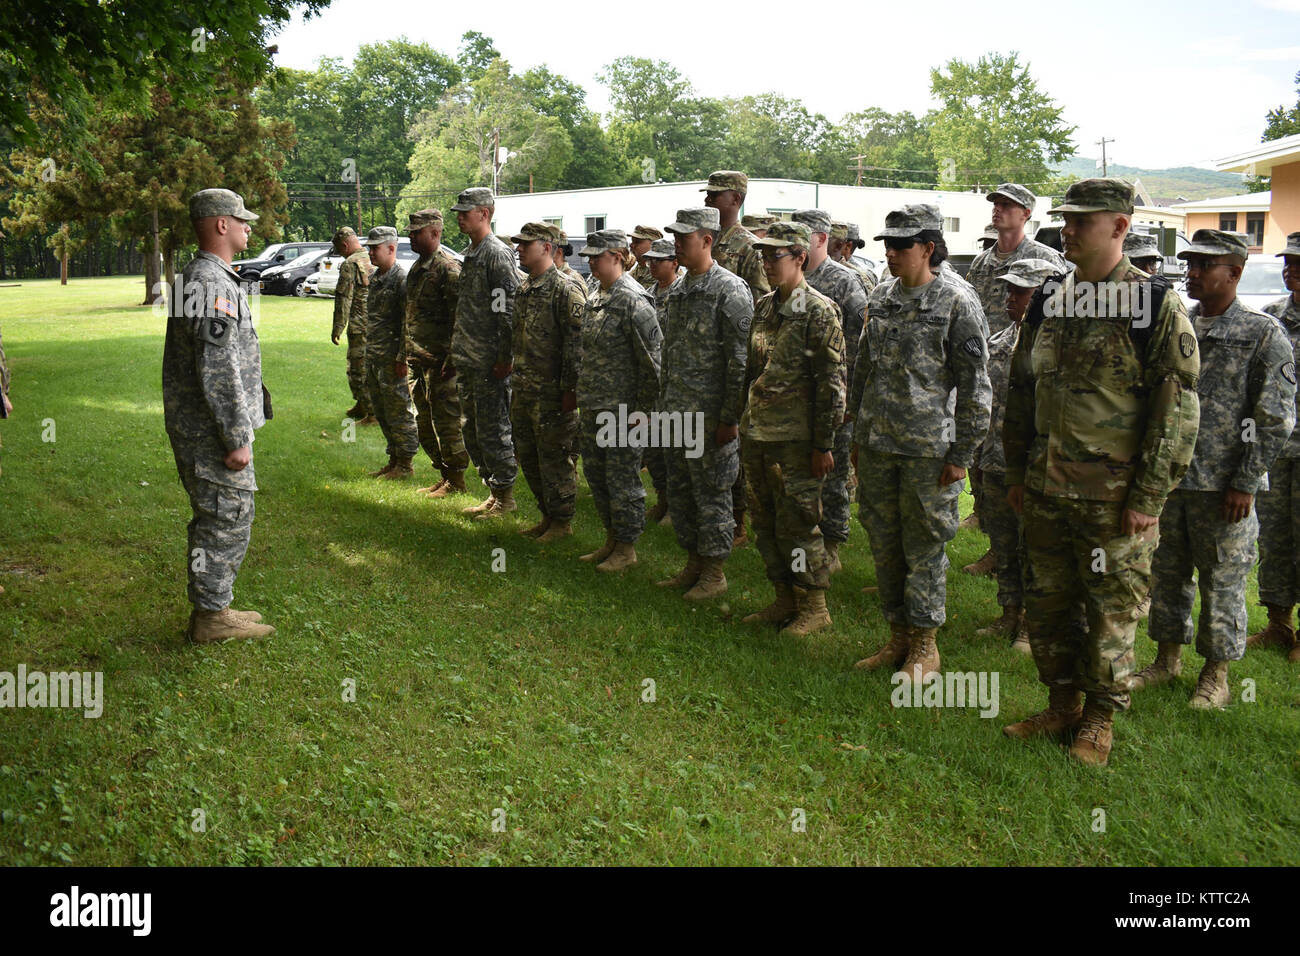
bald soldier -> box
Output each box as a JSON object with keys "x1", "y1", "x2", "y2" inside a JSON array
[
  {"x1": 330, "y1": 226, "x2": 377, "y2": 425},
  {"x1": 629, "y1": 225, "x2": 663, "y2": 288}
]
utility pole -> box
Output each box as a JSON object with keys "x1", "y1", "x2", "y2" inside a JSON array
[
  {"x1": 1096, "y1": 137, "x2": 1115, "y2": 177},
  {"x1": 848, "y1": 154, "x2": 868, "y2": 187},
  {"x1": 492, "y1": 128, "x2": 500, "y2": 196},
  {"x1": 355, "y1": 170, "x2": 362, "y2": 233}
]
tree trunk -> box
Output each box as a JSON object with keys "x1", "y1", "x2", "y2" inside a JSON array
[{"x1": 143, "y1": 235, "x2": 160, "y2": 305}]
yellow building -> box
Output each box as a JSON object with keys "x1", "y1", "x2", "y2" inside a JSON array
[
  {"x1": 1171, "y1": 192, "x2": 1272, "y2": 253},
  {"x1": 1211, "y1": 132, "x2": 1300, "y2": 254}
]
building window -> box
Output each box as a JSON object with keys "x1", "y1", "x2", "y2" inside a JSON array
[
  {"x1": 1246, "y1": 212, "x2": 1265, "y2": 248},
  {"x1": 543, "y1": 216, "x2": 563, "y2": 230},
  {"x1": 1219, "y1": 214, "x2": 1237, "y2": 232},
  {"x1": 943, "y1": 217, "x2": 961, "y2": 233},
  {"x1": 584, "y1": 215, "x2": 606, "y2": 233},
  {"x1": 765, "y1": 209, "x2": 794, "y2": 221},
  {"x1": 1028, "y1": 220, "x2": 1040, "y2": 235}
]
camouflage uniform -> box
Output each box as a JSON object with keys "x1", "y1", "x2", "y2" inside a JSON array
[
  {"x1": 511, "y1": 261, "x2": 586, "y2": 523},
  {"x1": 363, "y1": 236, "x2": 418, "y2": 461},
  {"x1": 1005, "y1": 246, "x2": 1201, "y2": 712},
  {"x1": 981, "y1": 319, "x2": 1026, "y2": 609},
  {"x1": 1149, "y1": 294, "x2": 1295, "y2": 661},
  {"x1": 0, "y1": 317, "x2": 9, "y2": 475},
  {"x1": 332, "y1": 244, "x2": 375, "y2": 415},
  {"x1": 1259, "y1": 290, "x2": 1300, "y2": 608},
  {"x1": 966, "y1": 184, "x2": 1065, "y2": 337},
  {"x1": 642, "y1": 240, "x2": 682, "y2": 505},
  {"x1": 404, "y1": 238, "x2": 468, "y2": 475},
  {"x1": 578, "y1": 268, "x2": 663, "y2": 542},
  {"x1": 743, "y1": 274, "x2": 846, "y2": 590},
  {"x1": 851, "y1": 230, "x2": 991, "y2": 628},
  {"x1": 163, "y1": 244, "x2": 266, "y2": 611},
  {"x1": 451, "y1": 221, "x2": 520, "y2": 493}
]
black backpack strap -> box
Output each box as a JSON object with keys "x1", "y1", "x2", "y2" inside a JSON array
[
  {"x1": 1024, "y1": 270, "x2": 1070, "y2": 330},
  {"x1": 1128, "y1": 274, "x2": 1170, "y2": 355}
]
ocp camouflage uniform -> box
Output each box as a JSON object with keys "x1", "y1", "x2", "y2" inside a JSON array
[
  {"x1": 846, "y1": 259, "x2": 878, "y2": 296},
  {"x1": 333, "y1": 248, "x2": 375, "y2": 415},
  {"x1": 559, "y1": 263, "x2": 588, "y2": 296},
  {"x1": 851, "y1": 270, "x2": 991, "y2": 627},
  {"x1": 980, "y1": 320, "x2": 1025, "y2": 608},
  {"x1": 643, "y1": 272, "x2": 680, "y2": 504},
  {"x1": 511, "y1": 265, "x2": 586, "y2": 522},
  {"x1": 1149, "y1": 297, "x2": 1295, "y2": 661},
  {"x1": 1005, "y1": 257, "x2": 1201, "y2": 711},
  {"x1": 405, "y1": 246, "x2": 468, "y2": 475},
  {"x1": 452, "y1": 233, "x2": 520, "y2": 493},
  {"x1": 966, "y1": 235, "x2": 1065, "y2": 337},
  {"x1": 579, "y1": 272, "x2": 663, "y2": 542},
  {"x1": 163, "y1": 250, "x2": 266, "y2": 610},
  {"x1": 1258, "y1": 292, "x2": 1300, "y2": 609},
  {"x1": 743, "y1": 278, "x2": 846, "y2": 590},
  {"x1": 713, "y1": 222, "x2": 771, "y2": 306},
  {"x1": 661, "y1": 263, "x2": 753, "y2": 558},
  {"x1": 631, "y1": 261, "x2": 655, "y2": 288},
  {"x1": 365, "y1": 263, "x2": 418, "y2": 460},
  {"x1": 0, "y1": 318, "x2": 9, "y2": 475}
]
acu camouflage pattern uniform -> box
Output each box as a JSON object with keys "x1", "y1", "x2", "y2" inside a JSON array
[
  {"x1": 1149, "y1": 241, "x2": 1295, "y2": 662},
  {"x1": 965, "y1": 184, "x2": 1065, "y2": 337},
  {"x1": 363, "y1": 227, "x2": 419, "y2": 462},
  {"x1": 1004, "y1": 184, "x2": 1201, "y2": 712},
  {"x1": 331, "y1": 231, "x2": 375, "y2": 416},
  {"x1": 403, "y1": 212, "x2": 468, "y2": 478},
  {"x1": 163, "y1": 236, "x2": 267, "y2": 612},
  {"x1": 1258, "y1": 244, "x2": 1300, "y2": 614},
  {"x1": 851, "y1": 210, "x2": 991, "y2": 629},
  {"x1": 641, "y1": 238, "x2": 682, "y2": 507},
  {"x1": 578, "y1": 261, "x2": 663, "y2": 543}
]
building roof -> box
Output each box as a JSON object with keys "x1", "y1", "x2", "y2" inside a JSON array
[
  {"x1": 1169, "y1": 191, "x2": 1271, "y2": 213},
  {"x1": 1214, "y1": 132, "x2": 1300, "y2": 177}
]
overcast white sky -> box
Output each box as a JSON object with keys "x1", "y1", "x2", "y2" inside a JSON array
[{"x1": 269, "y1": 0, "x2": 1300, "y2": 172}]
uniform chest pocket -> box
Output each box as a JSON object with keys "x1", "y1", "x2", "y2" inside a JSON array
[
  {"x1": 1202, "y1": 335, "x2": 1255, "y2": 383},
  {"x1": 1030, "y1": 322, "x2": 1061, "y2": 378},
  {"x1": 1077, "y1": 321, "x2": 1142, "y2": 395}
]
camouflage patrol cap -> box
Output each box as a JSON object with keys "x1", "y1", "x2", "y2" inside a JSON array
[
  {"x1": 665, "y1": 207, "x2": 721, "y2": 234},
  {"x1": 701, "y1": 170, "x2": 748, "y2": 194},
  {"x1": 630, "y1": 225, "x2": 664, "y2": 241},
  {"x1": 189, "y1": 188, "x2": 258, "y2": 222},
  {"x1": 408, "y1": 208, "x2": 443, "y2": 231},
  {"x1": 1123, "y1": 232, "x2": 1161, "y2": 260},
  {"x1": 579, "y1": 229, "x2": 629, "y2": 256},
  {"x1": 995, "y1": 258, "x2": 1058, "y2": 289},
  {"x1": 792, "y1": 209, "x2": 833, "y2": 235},
  {"x1": 511, "y1": 221, "x2": 559, "y2": 244},
  {"x1": 1049, "y1": 178, "x2": 1135, "y2": 216},
  {"x1": 830, "y1": 220, "x2": 849, "y2": 240},
  {"x1": 449, "y1": 186, "x2": 495, "y2": 211},
  {"x1": 643, "y1": 238, "x2": 678, "y2": 260},
  {"x1": 987, "y1": 183, "x2": 1036, "y2": 209},
  {"x1": 1177, "y1": 229, "x2": 1250, "y2": 262},
  {"x1": 846, "y1": 223, "x2": 865, "y2": 248},
  {"x1": 742, "y1": 213, "x2": 778, "y2": 230},
  {"x1": 332, "y1": 226, "x2": 358, "y2": 252},
  {"x1": 362, "y1": 225, "x2": 398, "y2": 246},
  {"x1": 753, "y1": 221, "x2": 812, "y2": 250},
  {"x1": 982, "y1": 224, "x2": 999, "y2": 239},
  {"x1": 1275, "y1": 231, "x2": 1300, "y2": 258},
  {"x1": 874, "y1": 204, "x2": 942, "y2": 240}
]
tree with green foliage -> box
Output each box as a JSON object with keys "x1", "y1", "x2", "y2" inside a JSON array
[
  {"x1": 1247, "y1": 69, "x2": 1300, "y2": 192},
  {"x1": 722, "y1": 95, "x2": 831, "y2": 182},
  {"x1": 821, "y1": 108, "x2": 937, "y2": 188}
]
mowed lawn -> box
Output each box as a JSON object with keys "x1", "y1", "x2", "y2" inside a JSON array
[{"x1": 1, "y1": 274, "x2": 1297, "y2": 866}]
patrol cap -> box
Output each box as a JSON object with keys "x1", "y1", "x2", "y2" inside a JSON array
[
  {"x1": 1275, "y1": 231, "x2": 1300, "y2": 258},
  {"x1": 830, "y1": 220, "x2": 849, "y2": 241},
  {"x1": 846, "y1": 223, "x2": 865, "y2": 248},
  {"x1": 1049, "y1": 178, "x2": 1135, "y2": 216},
  {"x1": 665, "y1": 207, "x2": 721, "y2": 234},
  {"x1": 362, "y1": 225, "x2": 399, "y2": 246},
  {"x1": 987, "y1": 183, "x2": 1036, "y2": 209},
  {"x1": 701, "y1": 170, "x2": 748, "y2": 194},
  {"x1": 1177, "y1": 229, "x2": 1250, "y2": 262},
  {"x1": 874, "y1": 203, "x2": 942, "y2": 240},
  {"x1": 982, "y1": 224, "x2": 999, "y2": 239},
  {"x1": 579, "y1": 229, "x2": 629, "y2": 256},
  {"x1": 511, "y1": 221, "x2": 559, "y2": 244},
  {"x1": 332, "y1": 226, "x2": 358, "y2": 252},
  {"x1": 792, "y1": 209, "x2": 833, "y2": 235},
  {"x1": 449, "y1": 186, "x2": 495, "y2": 211},
  {"x1": 408, "y1": 208, "x2": 443, "y2": 231},
  {"x1": 742, "y1": 213, "x2": 777, "y2": 230},
  {"x1": 753, "y1": 221, "x2": 812, "y2": 250},
  {"x1": 190, "y1": 188, "x2": 258, "y2": 222},
  {"x1": 1123, "y1": 232, "x2": 1161, "y2": 259},
  {"x1": 643, "y1": 238, "x2": 678, "y2": 260},
  {"x1": 629, "y1": 225, "x2": 663, "y2": 241},
  {"x1": 995, "y1": 258, "x2": 1058, "y2": 289}
]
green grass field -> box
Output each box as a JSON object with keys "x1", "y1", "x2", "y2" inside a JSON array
[{"x1": 1, "y1": 275, "x2": 1297, "y2": 866}]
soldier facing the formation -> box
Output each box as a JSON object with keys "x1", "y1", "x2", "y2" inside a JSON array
[
  {"x1": 362, "y1": 226, "x2": 419, "y2": 480},
  {"x1": 330, "y1": 226, "x2": 376, "y2": 425}
]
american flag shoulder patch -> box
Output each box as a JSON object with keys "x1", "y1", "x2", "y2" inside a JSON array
[{"x1": 213, "y1": 296, "x2": 238, "y2": 318}]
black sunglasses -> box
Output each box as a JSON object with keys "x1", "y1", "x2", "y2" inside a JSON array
[{"x1": 883, "y1": 237, "x2": 919, "y2": 251}]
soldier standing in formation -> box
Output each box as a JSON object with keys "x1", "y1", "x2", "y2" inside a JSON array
[
  {"x1": 1003, "y1": 178, "x2": 1201, "y2": 766},
  {"x1": 641, "y1": 237, "x2": 682, "y2": 524},
  {"x1": 362, "y1": 226, "x2": 418, "y2": 480},
  {"x1": 451, "y1": 187, "x2": 521, "y2": 519},
  {"x1": 628, "y1": 225, "x2": 663, "y2": 288},
  {"x1": 510, "y1": 222, "x2": 587, "y2": 544},
  {"x1": 742, "y1": 213, "x2": 777, "y2": 239},
  {"x1": 1252, "y1": 232, "x2": 1300, "y2": 662},
  {"x1": 1124, "y1": 232, "x2": 1163, "y2": 275},
  {"x1": 830, "y1": 221, "x2": 877, "y2": 292},
  {"x1": 163, "y1": 188, "x2": 274, "y2": 645},
  {"x1": 403, "y1": 209, "x2": 469, "y2": 498},
  {"x1": 657, "y1": 207, "x2": 753, "y2": 599},
  {"x1": 330, "y1": 226, "x2": 376, "y2": 425},
  {"x1": 576, "y1": 230, "x2": 663, "y2": 571},
  {"x1": 0, "y1": 307, "x2": 10, "y2": 484},
  {"x1": 850, "y1": 204, "x2": 990, "y2": 683},
  {"x1": 741, "y1": 222, "x2": 846, "y2": 635},
  {"x1": 1134, "y1": 230, "x2": 1296, "y2": 707},
  {"x1": 552, "y1": 231, "x2": 588, "y2": 296}
]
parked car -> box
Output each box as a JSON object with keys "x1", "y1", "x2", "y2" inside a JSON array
[
  {"x1": 232, "y1": 241, "x2": 333, "y2": 283},
  {"x1": 259, "y1": 249, "x2": 334, "y2": 297},
  {"x1": 1176, "y1": 254, "x2": 1288, "y2": 313},
  {"x1": 302, "y1": 241, "x2": 435, "y2": 296}
]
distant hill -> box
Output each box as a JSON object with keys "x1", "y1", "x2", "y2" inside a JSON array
[{"x1": 1054, "y1": 157, "x2": 1247, "y2": 204}]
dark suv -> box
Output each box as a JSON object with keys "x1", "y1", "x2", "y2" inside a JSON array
[
  {"x1": 232, "y1": 241, "x2": 333, "y2": 283},
  {"x1": 259, "y1": 248, "x2": 335, "y2": 297}
]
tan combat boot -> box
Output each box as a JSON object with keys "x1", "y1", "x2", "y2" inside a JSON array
[
  {"x1": 647, "y1": 498, "x2": 668, "y2": 524},
  {"x1": 976, "y1": 604, "x2": 1022, "y2": 637},
  {"x1": 1246, "y1": 603, "x2": 1296, "y2": 651},
  {"x1": 825, "y1": 540, "x2": 842, "y2": 575},
  {"x1": 462, "y1": 493, "x2": 497, "y2": 516},
  {"x1": 961, "y1": 548, "x2": 996, "y2": 577},
  {"x1": 188, "y1": 608, "x2": 275, "y2": 646},
  {"x1": 1003, "y1": 686, "x2": 1084, "y2": 739},
  {"x1": 536, "y1": 519, "x2": 573, "y2": 544},
  {"x1": 416, "y1": 475, "x2": 443, "y2": 495},
  {"x1": 474, "y1": 486, "x2": 516, "y2": 519},
  {"x1": 684, "y1": 557, "x2": 728, "y2": 600},
  {"x1": 580, "y1": 530, "x2": 616, "y2": 563},
  {"x1": 781, "y1": 588, "x2": 832, "y2": 637},
  {"x1": 1131, "y1": 641, "x2": 1183, "y2": 690},
  {"x1": 732, "y1": 511, "x2": 748, "y2": 548},
  {"x1": 597, "y1": 541, "x2": 637, "y2": 572},
  {"x1": 1069, "y1": 701, "x2": 1114, "y2": 766},
  {"x1": 427, "y1": 471, "x2": 468, "y2": 498},
  {"x1": 227, "y1": 608, "x2": 263, "y2": 624},
  {"x1": 656, "y1": 551, "x2": 702, "y2": 588},
  {"x1": 355, "y1": 415, "x2": 379, "y2": 426},
  {"x1": 370, "y1": 456, "x2": 396, "y2": 478},
  {"x1": 1010, "y1": 618, "x2": 1031, "y2": 655},
  {"x1": 960, "y1": 511, "x2": 980, "y2": 531},
  {"x1": 380, "y1": 456, "x2": 414, "y2": 479},
  {"x1": 742, "y1": 582, "x2": 798, "y2": 625},
  {"x1": 854, "y1": 623, "x2": 911, "y2": 670},
  {"x1": 519, "y1": 516, "x2": 552, "y2": 538},
  {"x1": 1189, "y1": 660, "x2": 1231, "y2": 710},
  {"x1": 896, "y1": 627, "x2": 940, "y2": 683}
]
